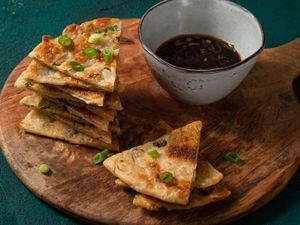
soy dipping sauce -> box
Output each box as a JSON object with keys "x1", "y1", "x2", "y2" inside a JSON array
[{"x1": 155, "y1": 34, "x2": 241, "y2": 70}]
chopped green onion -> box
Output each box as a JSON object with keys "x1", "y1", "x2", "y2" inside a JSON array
[
  {"x1": 70, "y1": 61, "x2": 84, "y2": 72},
  {"x1": 223, "y1": 151, "x2": 240, "y2": 163},
  {"x1": 88, "y1": 33, "x2": 102, "y2": 44},
  {"x1": 83, "y1": 47, "x2": 99, "y2": 57},
  {"x1": 92, "y1": 149, "x2": 109, "y2": 164},
  {"x1": 58, "y1": 35, "x2": 73, "y2": 47},
  {"x1": 206, "y1": 39, "x2": 212, "y2": 44},
  {"x1": 159, "y1": 171, "x2": 173, "y2": 184},
  {"x1": 38, "y1": 100, "x2": 51, "y2": 109},
  {"x1": 39, "y1": 164, "x2": 50, "y2": 174},
  {"x1": 111, "y1": 25, "x2": 119, "y2": 31},
  {"x1": 147, "y1": 149, "x2": 159, "y2": 158},
  {"x1": 186, "y1": 37, "x2": 193, "y2": 42},
  {"x1": 103, "y1": 47, "x2": 113, "y2": 62}
]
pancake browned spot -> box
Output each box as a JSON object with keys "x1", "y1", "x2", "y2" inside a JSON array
[{"x1": 166, "y1": 144, "x2": 198, "y2": 161}]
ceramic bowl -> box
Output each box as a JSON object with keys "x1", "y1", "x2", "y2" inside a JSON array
[{"x1": 138, "y1": 0, "x2": 265, "y2": 105}]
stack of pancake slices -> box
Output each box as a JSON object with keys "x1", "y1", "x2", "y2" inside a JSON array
[
  {"x1": 15, "y1": 18, "x2": 122, "y2": 151},
  {"x1": 103, "y1": 120, "x2": 231, "y2": 210}
]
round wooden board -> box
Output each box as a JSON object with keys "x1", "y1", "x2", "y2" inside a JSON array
[{"x1": 0, "y1": 19, "x2": 300, "y2": 225}]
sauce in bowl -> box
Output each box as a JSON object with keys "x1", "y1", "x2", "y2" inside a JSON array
[{"x1": 156, "y1": 34, "x2": 241, "y2": 70}]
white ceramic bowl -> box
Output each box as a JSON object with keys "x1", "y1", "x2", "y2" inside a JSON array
[{"x1": 139, "y1": 0, "x2": 265, "y2": 105}]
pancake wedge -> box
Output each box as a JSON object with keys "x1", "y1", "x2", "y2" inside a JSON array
[
  {"x1": 29, "y1": 18, "x2": 121, "y2": 92},
  {"x1": 133, "y1": 186, "x2": 231, "y2": 211},
  {"x1": 143, "y1": 120, "x2": 173, "y2": 143},
  {"x1": 141, "y1": 120, "x2": 224, "y2": 189},
  {"x1": 66, "y1": 105, "x2": 109, "y2": 131},
  {"x1": 20, "y1": 95, "x2": 112, "y2": 143},
  {"x1": 53, "y1": 85, "x2": 105, "y2": 107},
  {"x1": 21, "y1": 60, "x2": 92, "y2": 88},
  {"x1": 86, "y1": 104, "x2": 116, "y2": 121},
  {"x1": 103, "y1": 121, "x2": 202, "y2": 205},
  {"x1": 20, "y1": 110, "x2": 119, "y2": 151},
  {"x1": 17, "y1": 67, "x2": 109, "y2": 108},
  {"x1": 114, "y1": 120, "x2": 224, "y2": 189},
  {"x1": 15, "y1": 74, "x2": 122, "y2": 110},
  {"x1": 20, "y1": 94, "x2": 120, "y2": 134},
  {"x1": 20, "y1": 94, "x2": 88, "y2": 124},
  {"x1": 194, "y1": 159, "x2": 224, "y2": 189},
  {"x1": 21, "y1": 60, "x2": 124, "y2": 92}
]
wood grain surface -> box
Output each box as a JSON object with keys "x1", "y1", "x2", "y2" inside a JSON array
[{"x1": 0, "y1": 19, "x2": 300, "y2": 225}]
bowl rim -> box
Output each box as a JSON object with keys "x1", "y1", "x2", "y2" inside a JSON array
[{"x1": 138, "y1": 0, "x2": 265, "y2": 73}]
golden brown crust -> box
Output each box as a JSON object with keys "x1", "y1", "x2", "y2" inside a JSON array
[{"x1": 166, "y1": 121, "x2": 202, "y2": 162}]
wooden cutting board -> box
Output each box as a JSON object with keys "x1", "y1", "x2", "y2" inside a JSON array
[{"x1": 0, "y1": 19, "x2": 299, "y2": 225}]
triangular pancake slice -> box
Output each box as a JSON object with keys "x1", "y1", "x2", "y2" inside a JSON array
[
  {"x1": 115, "y1": 120, "x2": 223, "y2": 189},
  {"x1": 143, "y1": 120, "x2": 173, "y2": 143},
  {"x1": 112, "y1": 120, "x2": 227, "y2": 210},
  {"x1": 29, "y1": 18, "x2": 121, "y2": 92},
  {"x1": 20, "y1": 110, "x2": 119, "y2": 151},
  {"x1": 141, "y1": 120, "x2": 224, "y2": 188},
  {"x1": 103, "y1": 121, "x2": 202, "y2": 205},
  {"x1": 15, "y1": 74, "x2": 123, "y2": 110},
  {"x1": 44, "y1": 97, "x2": 116, "y2": 122},
  {"x1": 20, "y1": 95, "x2": 112, "y2": 143},
  {"x1": 66, "y1": 105, "x2": 109, "y2": 131},
  {"x1": 20, "y1": 94, "x2": 88, "y2": 124},
  {"x1": 133, "y1": 186, "x2": 231, "y2": 211},
  {"x1": 18, "y1": 65, "x2": 104, "y2": 107},
  {"x1": 21, "y1": 59, "x2": 92, "y2": 88},
  {"x1": 194, "y1": 159, "x2": 224, "y2": 189},
  {"x1": 44, "y1": 97, "x2": 120, "y2": 134}
]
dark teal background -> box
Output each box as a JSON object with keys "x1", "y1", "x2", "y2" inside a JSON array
[{"x1": 0, "y1": 1, "x2": 299, "y2": 224}]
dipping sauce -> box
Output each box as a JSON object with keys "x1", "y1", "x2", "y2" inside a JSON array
[{"x1": 156, "y1": 34, "x2": 241, "y2": 70}]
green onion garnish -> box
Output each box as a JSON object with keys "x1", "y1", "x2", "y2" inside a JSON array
[
  {"x1": 186, "y1": 37, "x2": 193, "y2": 42},
  {"x1": 103, "y1": 47, "x2": 113, "y2": 63},
  {"x1": 58, "y1": 35, "x2": 73, "y2": 47},
  {"x1": 83, "y1": 47, "x2": 99, "y2": 58},
  {"x1": 88, "y1": 33, "x2": 102, "y2": 44},
  {"x1": 39, "y1": 164, "x2": 50, "y2": 174},
  {"x1": 159, "y1": 171, "x2": 173, "y2": 184},
  {"x1": 223, "y1": 151, "x2": 240, "y2": 163},
  {"x1": 92, "y1": 149, "x2": 109, "y2": 164},
  {"x1": 70, "y1": 61, "x2": 84, "y2": 72},
  {"x1": 111, "y1": 25, "x2": 119, "y2": 31},
  {"x1": 147, "y1": 149, "x2": 159, "y2": 158}
]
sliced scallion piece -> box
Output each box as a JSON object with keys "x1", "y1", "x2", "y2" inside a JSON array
[
  {"x1": 83, "y1": 47, "x2": 99, "y2": 58},
  {"x1": 223, "y1": 151, "x2": 240, "y2": 163},
  {"x1": 103, "y1": 47, "x2": 113, "y2": 62},
  {"x1": 88, "y1": 33, "x2": 102, "y2": 44},
  {"x1": 147, "y1": 149, "x2": 159, "y2": 158},
  {"x1": 159, "y1": 171, "x2": 173, "y2": 184},
  {"x1": 58, "y1": 35, "x2": 73, "y2": 47},
  {"x1": 39, "y1": 164, "x2": 50, "y2": 174},
  {"x1": 70, "y1": 61, "x2": 84, "y2": 72},
  {"x1": 92, "y1": 149, "x2": 109, "y2": 164}
]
